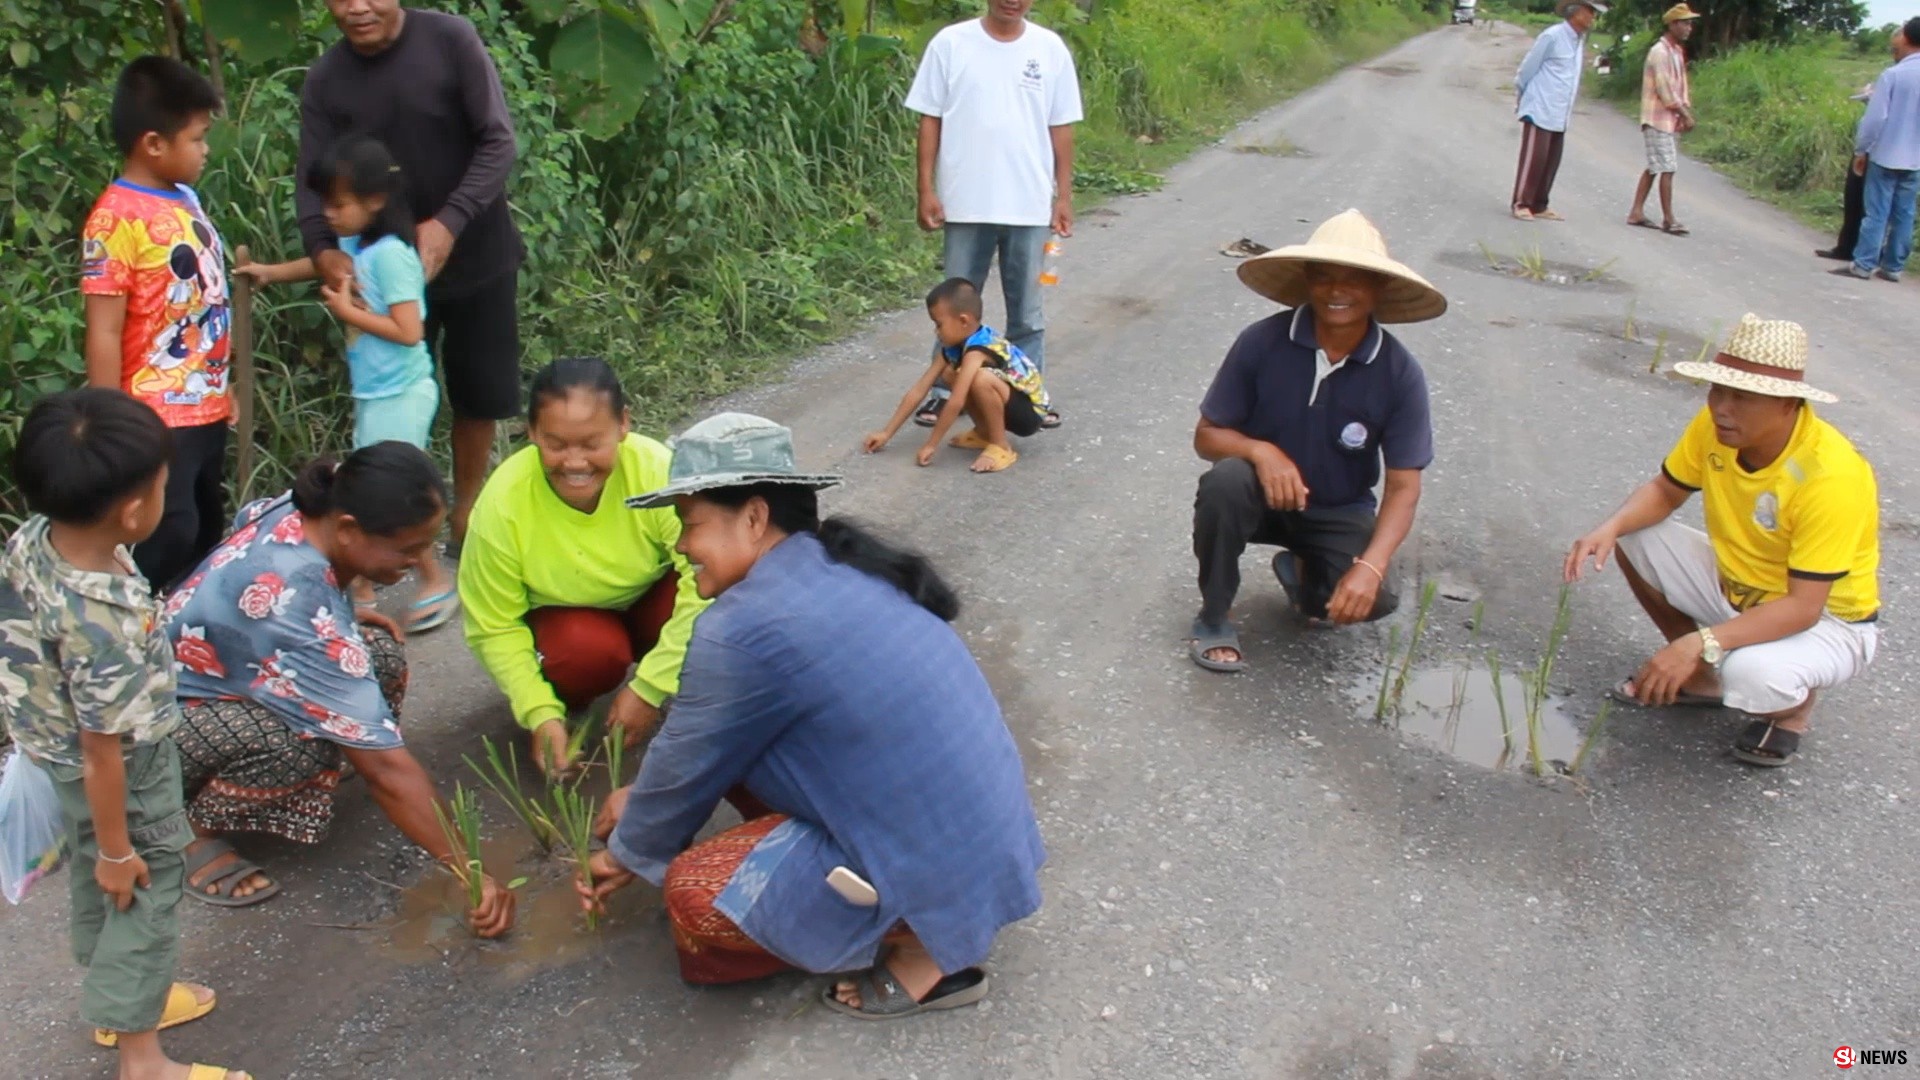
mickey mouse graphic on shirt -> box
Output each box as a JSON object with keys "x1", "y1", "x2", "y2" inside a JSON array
[
  {"x1": 83, "y1": 181, "x2": 232, "y2": 422},
  {"x1": 134, "y1": 218, "x2": 231, "y2": 405}
]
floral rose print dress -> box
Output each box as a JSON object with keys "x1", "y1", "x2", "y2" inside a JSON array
[{"x1": 165, "y1": 494, "x2": 407, "y2": 842}]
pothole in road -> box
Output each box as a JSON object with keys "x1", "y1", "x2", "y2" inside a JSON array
[
  {"x1": 1559, "y1": 314, "x2": 1718, "y2": 387},
  {"x1": 1351, "y1": 664, "x2": 1594, "y2": 775},
  {"x1": 1231, "y1": 136, "x2": 1312, "y2": 157},
  {"x1": 1365, "y1": 62, "x2": 1421, "y2": 77},
  {"x1": 383, "y1": 834, "x2": 661, "y2": 970},
  {"x1": 1434, "y1": 247, "x2": 1630, "y2": 292}
]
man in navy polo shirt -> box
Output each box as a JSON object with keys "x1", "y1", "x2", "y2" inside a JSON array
[{"x1": 1189, "y1": 210, "x2": 1447, "y2": 673}]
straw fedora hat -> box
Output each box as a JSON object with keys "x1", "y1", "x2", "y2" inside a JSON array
[
  {"x1": 1236, "y1": 209, "x2": 1447, "y2": 324},
  {"x1": 1672, "y1": 314, "x2": 1837, "y2": 403},
  {"x1": 1558, "y1": 0, "x2": 1608, "y2": 15},
  {"x1": 1662, "y1": 3, "x2": 1700, "y2": 22}
]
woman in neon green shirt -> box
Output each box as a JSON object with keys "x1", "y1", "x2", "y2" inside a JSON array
[{"x1": 457, "y1": 358, "x2": 708, "y2": 775}]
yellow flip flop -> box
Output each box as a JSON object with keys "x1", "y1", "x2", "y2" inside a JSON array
[
  {"x1": 970, "y1": 444, "x2": 1018, "y2": 473},
  {"x1": 948, "y1": 429, "x2": 989, "y2": 450},
  {"x1": 188, "y1": 1067, "x2": 251, "y2": 1080},
  {"x1": 93, "y1": 981, "x2": 216, "y2": 1046}
]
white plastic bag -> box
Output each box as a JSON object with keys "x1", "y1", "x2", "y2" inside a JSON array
[{"x1": 0, "y1": 747, "x2": 68, "y2": 904}]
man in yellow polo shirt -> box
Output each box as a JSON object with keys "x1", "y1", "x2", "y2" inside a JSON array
[{"x1": 1565, "y1": 315, "x2": 1880, "y2": 767}]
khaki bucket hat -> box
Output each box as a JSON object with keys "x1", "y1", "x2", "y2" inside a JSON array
[
  {"x1": 1672, "y1": 314, "x2": 1838, "y2": 403},
  {"x1": 1235, "y1": 209, "x2": 1448, "y2": 324},
  {"x1": 626, "y1": 412, "x2": 842, "y2": 510}
]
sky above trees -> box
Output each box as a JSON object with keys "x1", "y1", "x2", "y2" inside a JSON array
[{"x1": 1869, "y1": 0, "x2": 1920, "y2": 24}]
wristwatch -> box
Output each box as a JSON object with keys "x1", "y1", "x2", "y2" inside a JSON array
[{"x1": 1697, "y1": 627, "x2": 1725, "y2": 666}]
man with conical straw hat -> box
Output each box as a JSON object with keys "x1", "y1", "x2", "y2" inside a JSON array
[
  {"x1": 1189, "y1": 209, "x2": 1444, "y2": 673},
  {"x1": 1565, "y1": 316, "x2": 1881, "y2": 767}
]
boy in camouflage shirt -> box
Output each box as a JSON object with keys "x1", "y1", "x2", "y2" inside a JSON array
[{"x1": 0, "y1": 388, "x2": 250, "y2": 1080}]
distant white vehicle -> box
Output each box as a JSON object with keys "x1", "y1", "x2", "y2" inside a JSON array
[{"x1": 1452, "y1": 0, "x2": 1477, "y2": 24}]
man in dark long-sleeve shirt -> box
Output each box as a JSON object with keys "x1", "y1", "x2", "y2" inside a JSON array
[{"x1": 298, "y1": 0, "x2": 523, "y2": 552}]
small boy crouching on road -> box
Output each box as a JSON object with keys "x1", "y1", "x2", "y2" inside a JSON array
[
  {"x1": 0, "y1": 388, "x2": 250, "y2": 1080},
  {"x1": 865, "y1": 278, "x2": 1051, "y2": 474}
]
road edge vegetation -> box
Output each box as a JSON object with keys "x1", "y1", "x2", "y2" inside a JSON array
[{"x1": 0, "y1": 0, "x2": 1437, "y2": 523}]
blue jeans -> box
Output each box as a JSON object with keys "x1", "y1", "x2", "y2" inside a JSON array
[
  {"x1": 1851, "y1": 162, "x2": 1920, "y2": 276},
  {"x1": 928, "y1": 223, "x2": 1049, "y2": 402}
]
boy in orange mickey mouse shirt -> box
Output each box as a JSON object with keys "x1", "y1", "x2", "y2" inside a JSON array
[{"x1": 81, "y1": 56, "x2": 231, "y2": 596}]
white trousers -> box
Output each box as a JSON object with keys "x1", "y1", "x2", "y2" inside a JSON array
[{"x1": 1616, "y1": 520, "x2": 1878, "y2": 715}]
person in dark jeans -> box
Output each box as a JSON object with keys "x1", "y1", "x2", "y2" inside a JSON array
[
  {"x1": 1187, "y1": 210, "x2": 1444, "y2": 673},
  {"x1": 296, "y1": 0, "x2": 523, "y2": 560}
]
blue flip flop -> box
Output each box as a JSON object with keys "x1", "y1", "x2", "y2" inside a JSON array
[{"x1": 406, "y1": 588, "x2": 461, "y2": 633}]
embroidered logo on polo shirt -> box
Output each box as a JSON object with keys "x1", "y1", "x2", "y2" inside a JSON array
[
  {"x1": 1753, "y1": 491, "x2": 1780, "y2": 531},
  {"x1": 1339, "y1": 422, "x2": 1369, "y2": 449}
]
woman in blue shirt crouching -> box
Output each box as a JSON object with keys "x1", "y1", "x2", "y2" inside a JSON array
[{"x1": 579, "y1": 413, "x2": 1045, "y2": 1019}]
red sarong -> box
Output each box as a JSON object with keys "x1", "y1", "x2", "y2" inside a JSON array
[{"x1": 662, "y1": 814, "x2": 795, "y2": 984}]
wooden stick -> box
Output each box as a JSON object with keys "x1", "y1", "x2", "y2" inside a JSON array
[{"x1": 230, "y1": 244, "x2": 257, "y2": 501}]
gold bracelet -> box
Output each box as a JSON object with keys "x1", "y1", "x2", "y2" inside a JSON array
[{"x1": 1354, "y1": 558, "x2": 1386, "y2": 582}]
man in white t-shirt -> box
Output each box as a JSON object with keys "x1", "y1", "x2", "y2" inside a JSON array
[{"x1": 905, "y1": 0, "x2": 1083, "y2": 428}]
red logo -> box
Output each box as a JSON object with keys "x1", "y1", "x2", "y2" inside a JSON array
[{"x1": 1836, "y1": 1046, "x2": 1855, "y2": 1069}]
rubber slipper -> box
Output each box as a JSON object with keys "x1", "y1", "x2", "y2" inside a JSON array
[
  {"x1": 912, "y1": 397, "x2": 942, "y2": 427},
  {"x1": 820, "y1": 965, "x2": 989, "y2": 1020},
  {"x1": 1039, "y1": 409, "x2": 1062, "y2": 430},
  {"x1": 948, "y1": 429, "x2": 989, "y2": 450},
  {"x1": 1189, "y1": 617, "x2": 1248, "y2": 674},
  {"x1": 1537, "y1": 209, "x2": 1565, "y2": 221},
  {"x1": 405, "y1": 587, "x2": 461, "y2": 633},
  {"x1": 183, "y1": 839, "x2": 280, "y2": 909},
  {"x1": 1662, "y1": 222, "x2": 1690, "y2": 236},
  {"x1": 1605, "y1": 677, "x2": 1723, "y2": 708},
  {"x1": 1627, "y1": 218, "x2": 1661, "y2": 230},
  {"x1": 187, "y1": 1066, "x2": 252, "y2": 1080},
  {"x1": 970, "y1": 445, "x2": 1018, "y2": 473},
  {"x1": 1512, "y1": 208, "x2": 1535, "y2": 221},
  {"x1": 1732, "y1": 719, "x2": 1799, "y2": 767},
  {"x1": 93, "y1": 982, "x2": 216, "y2": 1047}
]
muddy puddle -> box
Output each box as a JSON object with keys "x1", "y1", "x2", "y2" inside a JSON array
[
  {"x1": 1433, "y1": 248, "x2": 1629, "y2": 292},
  {"x1": 381, "y1": 836, "x2": 657, "y2": 970},
  {"x1": 1354, "y1": 664, "x2": 1592, "y2": 773}
]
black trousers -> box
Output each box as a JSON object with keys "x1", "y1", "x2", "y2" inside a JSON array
[
  {"x1": 1192, "y1": 458, "x2": 1399, "y2": 626},
  {"x1": 1836, "y1": 166, "x2": 1867, "y2": 255},
  {"x1": 425, "y1": 269, "x2": 521, "y2": 422},
  {"x1": 133, "y1": 421, "x2": 227, "y2": 594}
]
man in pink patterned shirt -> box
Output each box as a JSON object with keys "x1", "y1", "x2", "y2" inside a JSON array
[{"x1": 1628, "y1": 4, "x2": 1700, "y2": 235}]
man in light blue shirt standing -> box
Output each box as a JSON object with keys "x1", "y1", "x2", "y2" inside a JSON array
[
  {"x1": 1511, "y1": 1, "x2": 1605, "y2": 221},
  {"x1": 1840, "y1": 18, "x2": 1920, "y2": 281}
]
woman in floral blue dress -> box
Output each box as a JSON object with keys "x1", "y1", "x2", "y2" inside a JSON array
[{"x1": 163, "y1": 442, "x2": 515, "y2": 935}]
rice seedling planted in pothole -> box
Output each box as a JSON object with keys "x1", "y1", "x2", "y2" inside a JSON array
[
  {"x1": 1623, "y1": 297, "x2": 1639, "y2": 342},
  {"x1": 434, "y1": 784, "x2": 487, "y2": 912},
  {"x1": 1387, "y1": 580, "x2": 1440, "y2": 719},
  {"x1": 548, "y1": 784, "x2": 602, "y2": 931},
  {"x1": 1569, "y1": 700, "x2": 1613, "y2": 776},
  {"x1": 1693, "y1": 320, "x2": 1723, "y2": 367},
  {"x1": 1374, "y1": 624, "x2": 1402, "y2": 722},
  {"x1": 465, "y1": 736, "x2": 555, "y2": 853},
  {"x1": 1488, "y1": 647, "x2": 1517, "y2": 760}
]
